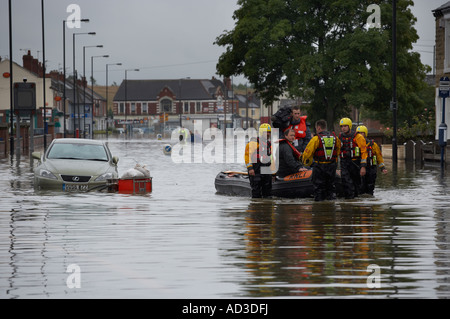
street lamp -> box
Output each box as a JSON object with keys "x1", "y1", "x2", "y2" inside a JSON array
[
  {"x1": 90, "y1": 55, "x2": 109, "y2": 139},
  {"x1": 62, "y1": 18, "x2": 89, "y2": 138},
  {"x1": 83, "y1": 45, "x2": 103, "y2": 138},
  {"x1": 392, "y1": 0, "x2": 398, "y2": 165},
  {"x1": 8, "y1": 0, "x2": 13, "y2": 154},
  {"x1": 41, "y1": 0, "x2": 47, "y2": 149},
  {"x1": 125, "y1": 69, "x2": 140, "y2": 137},
  {"x1": 73, "y1": 31, "x2": 95, "y2": 138},
  {"x1": 178, "y1": 77, "x2": 190, "y2": 127},
  {"x1": 106, "y1": 63, "x2": 122, "y2": 139}
]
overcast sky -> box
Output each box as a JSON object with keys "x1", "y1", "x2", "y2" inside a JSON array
[{"x1": 0, "y1": 0, "x2": 443, "y2": 86}]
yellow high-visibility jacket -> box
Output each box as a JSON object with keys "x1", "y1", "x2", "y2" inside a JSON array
[{"x1": 302, "y1": 133, "x2": 341, "y2": 167}]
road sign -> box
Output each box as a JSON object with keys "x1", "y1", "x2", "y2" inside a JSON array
[
  {"x1": 14, "y1": 82, "x2": 36, "y2": 114},
  {"x1": 439, "y1": 76, "x2": 450, "y2": 98}
]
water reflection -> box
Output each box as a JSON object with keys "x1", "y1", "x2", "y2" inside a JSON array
[
  {"x1": 1, "y1": 139, "x2": 450, "y2": 298},
  {"x1": 220, "y1": 175, "x2": 450, "y2": 298}
]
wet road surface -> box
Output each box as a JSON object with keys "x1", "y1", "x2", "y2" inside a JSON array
[{"x1": 1, "y1": 137, "x2": 450, "y2": 298}]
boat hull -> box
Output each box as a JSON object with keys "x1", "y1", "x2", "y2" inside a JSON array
[{"x1": 215, "y1": 170, "x2": 343, "y2": 199}]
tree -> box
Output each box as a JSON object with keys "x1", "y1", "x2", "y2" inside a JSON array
[{"x1": 215, "y1": 0, "x2": 430, "y2": 127}]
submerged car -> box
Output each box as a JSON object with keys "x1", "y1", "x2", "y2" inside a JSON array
[{"x1": 33, "y1": 138, "x2": 119, "y2": 192}]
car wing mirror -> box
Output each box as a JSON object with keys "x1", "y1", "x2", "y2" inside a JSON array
[
  {"x1": 32, "y1": 152, "x2": 42, "y2": 161},
  {"x1": 112, "y1": 156, "x2": 119, "y2": 165}
]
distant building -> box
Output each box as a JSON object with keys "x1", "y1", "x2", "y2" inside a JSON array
[
  {"x1": 112, "y1": 77, "x2": 237, "y2": 132},
  {"x1": 235, "y1": 93, "x2": 260, "y2": 129},
  {"x1": 0, "y1": 51, "x2": 107, "y2": 138},
  {"x1": 433, "y1": 2, "x2": 450, "y2": 141},
  {"x1": 0, "y1": 55, "x2": 52, "y2": 130}
]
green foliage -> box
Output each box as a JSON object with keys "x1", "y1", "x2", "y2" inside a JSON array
[
  {"x1": 382, "y1": 107, "x2": 435, "y2": 143},
  {"x1": 215, "y1": 0, "x2": 431, "y2": 127}
]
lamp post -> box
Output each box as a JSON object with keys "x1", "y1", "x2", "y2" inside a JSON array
[
  {"x1": 391, "y1": 0, "x2": 398, "y2": 165},
  {"x1": 178, "y1": 77, "x2": 190, "y2": 127},
  {"x1": 63, "y1": 19, "x2": 89, "y2": 138},
  {"x1": 42, "y1": 0, "x2": 47, "y2": 149},
  {"x1": 106, "y1": 63, "x2": 122, "y2": 139},
  {"x1": 90, "y1": 55, "x2": 109, "y2": 139},
  {"x1": 124, "y1": 69, "x2": 139, "y2": 138},
  {"x1": 8, "y1": 0, "x2": 13, "y2": 155},
  {"x1": 73, "y1": 31, "x2": 95, "y2": 138},
  {"x1": 63, "y1": 18, "x2": 89, "y2": 138},
  {"x1": 83, "y1": 45, "x2": 103, "y2": 138}
]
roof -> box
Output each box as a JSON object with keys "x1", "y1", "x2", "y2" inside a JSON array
[
  {"x1": 51, "y1": 77, "x2": 105, "y2": 104},
  {"x1": 113, "y1": 78, "x2": 228, "y2": 101},
  {"x1": 236, "y1": 94, "x2": 260, "y2": 108},
  {"x1": 433, "y1": 1, "x2": 450, "y2": 17},
  {"x1": 52, "y1": 138, "x2": 105, "y2": 145}
]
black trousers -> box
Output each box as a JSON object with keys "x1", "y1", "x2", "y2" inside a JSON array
[
  {"x1": 361, "y1": 165, "x2": 377, "y2": 195},
  {"x1": 248, "y1": 166, "x2": 272, "y2": 198},
  {"x1": 340, "y1": 159, "x2": 362, "y2": 199},
  {"x1": 312, "y1": 162, "x2": 337, "y2": 201}
]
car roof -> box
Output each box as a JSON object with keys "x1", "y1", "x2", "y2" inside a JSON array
[{"x1": 52, "y1": 138, "x2": 105, "y2": 146}]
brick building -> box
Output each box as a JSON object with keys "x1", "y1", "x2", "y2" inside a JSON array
[{"x1": 113, "y1": 77, "x2": 237, "y2": 133}]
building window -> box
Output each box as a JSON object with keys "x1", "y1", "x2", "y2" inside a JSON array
[
  {"x1": 445, "y1": 19, "x2": 450, "y2": 73},
  {"x1": 196, "y1": 102, "x2": 201, "y2": 113},
  {"x1": 161, "y1": 99, "x2": 172, "y2": 113},
  {"x1": 120, "y1": 103, "x2": 125, "y2": 114},
  {"x1": 131, "y1": 103, "x2": 136, "y2": 114},
  {"x1": 184, "y1": 102, "x2": 189, "y2": 113},
  {"x1": 142, "y1": 102, "x2": 148, "y2": 114}
]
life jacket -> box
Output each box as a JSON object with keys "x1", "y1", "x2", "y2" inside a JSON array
[
  {"x1": 285, "y1": 116, "x2": 308, "y2": 139},
  {"x1": 250, "y1": 137, "x2": 272, "y2": 166},
  {"x1": 278, "y1": 138, "x2": 302, "y2": 160},
  {"x1": 339, "y1": 131, "x2": 360, "y2": 160},
  {"x1": 314, "y1": 131, "x2": 338, "y2": 162},
  {"x1": 366, "y1": 139, "x2": 378, "y2": 166}
]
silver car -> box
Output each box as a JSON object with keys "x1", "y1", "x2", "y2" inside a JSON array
[{"x1": 33, "y1": 138, "x2": 119, "y2": 192}]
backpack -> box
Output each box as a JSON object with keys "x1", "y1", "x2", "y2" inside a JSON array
[{"x1": 271, "y1": 106, "x2": 292, "y2": 130}]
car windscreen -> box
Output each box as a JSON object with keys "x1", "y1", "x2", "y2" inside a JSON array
[{"x1": 47, "y1": 143, "x2": 109, "y2": 161}]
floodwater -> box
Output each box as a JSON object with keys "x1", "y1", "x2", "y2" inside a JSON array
[{"x1": 1, "y1": 137, "x2": 450, "y2": 299}]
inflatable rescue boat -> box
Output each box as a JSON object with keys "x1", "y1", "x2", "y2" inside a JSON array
[{"x1": 215, "y1": 170, "x2": 343, "y2": 199}]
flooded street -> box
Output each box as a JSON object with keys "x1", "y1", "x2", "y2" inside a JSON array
[{"x1": 1, "y1": 137, "x2": 450, "y2": 299}]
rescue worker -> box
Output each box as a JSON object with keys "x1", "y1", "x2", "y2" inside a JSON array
[
  {"x1": 356, "y1": 125, "x2": 388, "y2": 195},
  {"x1": 302, "y1": 119, "x2": 341, "y2": 201},
  {"x1": 179, "y1": 126, "x2": 190, "y2": 144},
  {"x1": 277, "y1": 128, "x2": 304, "y2": 178},
  {"x1": 283, "y1": 106, "x2": 311, "y2": 153},
  {"x1": 339, "y1": 117, "x2": 367, "y2": 199},
  {"x1": 245, "y1": 124, "x2": 273, "y2": 198}
]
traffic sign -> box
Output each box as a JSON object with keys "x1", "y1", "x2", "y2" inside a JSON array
[
  {"x1": 439, "y1": 76, "x2": 450, "y2": 98},
  {"x1": 14, "y1": 82, "x2": 36, "y2": 113}
]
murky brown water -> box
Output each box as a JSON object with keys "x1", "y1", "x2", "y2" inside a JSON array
[{"x1": 1, "y1": 137, "x2": 450, "y2": 299}]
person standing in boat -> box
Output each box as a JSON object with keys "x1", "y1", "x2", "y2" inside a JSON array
[
  {"x1": 277, "y1": 128, "x2": 305, "y2": 178},
  {"x1": 339, "y1": 117, "x2": 367, "y2": 199},
  {"x1": 245, "y1": 123, "x2": 273, "y2": 198},
  {"x1": 356, "y1": 125, "x2": 388, "y2": 195},
  {"x1": 283, "y1": 106, "x2": 311, "y2": 154},
  {"x1": 302, "y1": 119, "x2": 341, "y2": 201}
]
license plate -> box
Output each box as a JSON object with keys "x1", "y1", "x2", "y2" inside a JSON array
[{"x1": 63, "y1": 184, "x2": 89, "y2": 192}]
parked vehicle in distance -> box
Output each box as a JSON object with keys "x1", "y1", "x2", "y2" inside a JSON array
[
  {"x1": 132, "y1": 128, "x2": 144, "y2": 134},
  {"x1": 33, "y1": 138, "x2": 119, "y2": 192}
]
